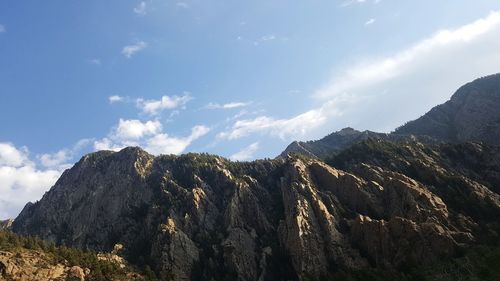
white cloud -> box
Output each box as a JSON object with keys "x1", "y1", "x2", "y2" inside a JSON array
[
  {"x1": 134, "y1": 1, "x2": 147, "y2": 15},
  {"x1": 109, "y1": 95, "x2": 124, "y2": 103},
  {"x1": 218, "y1": 108, "x2": 328, "y2": 141},
  {"x1": 205, "y1": 102, "x2": 249, "y2": 109},
  {"x1": 94, "y1": 118, "x2": 209, "y2": 155},
  {"x1": 145, "y1": 125, "x2": 210, "y2": 155},
  {"x1": 365, "y1": 18, "x2": 376, "y2": 26},
  {"x1": 137, "y1": 93, "x2": 192, "y2": 115},
  {"x1": 37, "y1": 139, "x2": 93, "y2": 170},
  {"x1": 0, "y1": 25, "x2": 5, "y2": 33},
  {"x1": 94, "y1": 138, "x2": 126, "y2": 152},
  {"x1": 0, "y1": 143, "x2": 29, "y2": 167},
  {"x1": 0, "y1": 142, "x2": 61, "y2": 219},
  {"x1": 230, "y1": 142, "x2": 259, "y2": 161},
  {"x1": 39, "y1": 150, "x2": 69, "y2": 169},
  {"x1": 116, "y1": 119, "x2": 162, "y2": 140},
  {"x1": 122, "y1": 41, "x2": 147, "y2": 58}
]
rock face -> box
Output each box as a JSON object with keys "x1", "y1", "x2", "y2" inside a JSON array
[
  {"x1": 12, "y1": 142, "x2": 500, "y2": 280},
  {"x1": 395, "y1": 73, "x2": 500, "y2": 144}
]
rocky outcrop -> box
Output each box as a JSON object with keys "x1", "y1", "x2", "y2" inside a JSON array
[
  {"x1": 0, "y1": 220, "x2": 13, "y2": 231},
  {"x1": 0, "y1": 250, "x2": 89, "y2": 281},
  {"x1": 12, "y1": 143, "x2": 500, "y2": 280}
]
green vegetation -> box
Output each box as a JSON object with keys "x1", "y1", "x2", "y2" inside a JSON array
[
  {"x1": 0, "y1": 230, "x2": 154, "y2": 281},
  {"x1": 317, "y1": 245, "x2": 500, "y2": 281}
]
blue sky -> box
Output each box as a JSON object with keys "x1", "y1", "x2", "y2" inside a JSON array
[{"x1": 2, "y1": 0, "x2": 500, "y2": 218}]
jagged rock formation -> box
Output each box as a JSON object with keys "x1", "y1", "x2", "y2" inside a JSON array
[
  {"x1": 12, "y1": 143, "x2": 500, "y2": 280},
  {"x1": 395, "y1": 74, "x2": 500, "y2": 144},
  {"x1": 0, "y1": 220, "x2": 13, "y2": 231}
]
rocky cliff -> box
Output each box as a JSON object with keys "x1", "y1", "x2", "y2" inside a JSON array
[{"x1": 12, "y1": 142, "x2": 500, "y2": 280}]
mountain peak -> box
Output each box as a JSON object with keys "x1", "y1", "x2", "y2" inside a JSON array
[{"x1": 395, "y1": 73, "x2": 500, "y2": 144}]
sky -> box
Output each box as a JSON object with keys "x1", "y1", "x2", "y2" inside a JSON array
[{"x1": 2, "y1": 0, "x2": 500, "y2": 219}]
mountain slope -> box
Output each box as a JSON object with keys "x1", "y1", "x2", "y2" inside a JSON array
[
  {"x1": 281, "y1": 74, "x2": 500, "y2": 160},
  {"x1": 12, "y1": 144, "x2": 500, "y2": 280},
  {"x1": 395, "y1": 73, "x2": 500, "y2": 144}
]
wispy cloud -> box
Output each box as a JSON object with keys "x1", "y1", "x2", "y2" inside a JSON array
[
  {"x1": 253, "y1": 35, "x2": 276, "y2": 45},
  {"x1": 315, "y1": 10, "x2": 500, "y2": 100},
  {"x1": 205, "y1": 102, "x2": 250, "y2": 110},
  {"x1": 230, "y1": 142, "x2": 259, "y2": 161},
  {"x1": 137, "y1": 93, "x2": 192, "y2": 115},
  {"x1": 109, "y1": 95, "x2": 124, "y2": 104},
  {"x1": 88, "y1": 58, "x2": 101, "y2": 65},
  {"x1": 37, "y1": 139, "x2": 92, "y2": 170},
  {"x1": 93, "y1": 118, "x2": 210, "y2": 155},
  {"x1": 122, "y1": 41, "x2": 147, "y2": 58},
  {"x1": 0, "y1": 25, "x2": 5, "y2": 33},
  {"x1": 217, "y1": 108, "x2": 328, "y2": 141},
  {"x1": 365, "y1": 18, "x2": 376, "y2": 26},
  {"x1": 134, "y1": 1, "x2": 147, "y2": 15},
  {"x1": 145, "y1": 125, "x2": 210, "y2": 155}
]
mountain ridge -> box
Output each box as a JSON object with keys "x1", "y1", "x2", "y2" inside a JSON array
[{"x1": 8, "y1": 73, "x2": 500, "y2": 280}]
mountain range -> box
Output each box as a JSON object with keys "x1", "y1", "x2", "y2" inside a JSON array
[{"x1": 2, "y1": 74, "x2": 500, "y2": 280}]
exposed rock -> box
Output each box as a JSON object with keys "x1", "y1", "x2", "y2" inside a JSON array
[
  {"x1": 0, "y1": 220, "x2": 13, "y2": 231},
  {"x1": 0, "y1": 250, "x2": 88, "y2": 281}
]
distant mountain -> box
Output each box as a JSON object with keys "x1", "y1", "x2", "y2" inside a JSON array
[
  {"x1": 281, "y1": 74, "x2": 500, "y2": 160},
  {"x1": 395, "y1": 73, "x2": 500, "y2": 144},
  {"x1": 279, "y1": 127, "x2": 436, "y2": 159},
  {"x1": 9, "y1": 74, "x2": 500, "y2": 280},
  {"x1": 279, "y1": 127, "x2": 388, "y2": 159}
]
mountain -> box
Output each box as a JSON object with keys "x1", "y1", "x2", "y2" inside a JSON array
[
  {"x1": 282, "y1": 74, "x2": 500, "y2": 160},
  {"x1": 279, "y1": 128, "x2": 389, "y2": 159},
  {"x1": 395, "y1": 73, "x2": 500, "y2": 144},
  {"x1": 8, "y1": 74, "x2": 500, "y2": 280},
  {"x1": 279, "y1": 127, "x2": 437, "y2": 160},
  {"x1": 12, "y1": 142, "x2": 500, "y2": 280}
]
